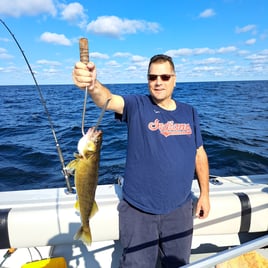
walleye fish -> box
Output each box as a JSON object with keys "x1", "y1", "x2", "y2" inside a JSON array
[{"x1": 67, "y1": 127, "x2": 102, "y2": 245}]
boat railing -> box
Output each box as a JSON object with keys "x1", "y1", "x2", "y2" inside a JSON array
[{"x1": 182, "y1": 234, "x2": 268, "y2": 268}]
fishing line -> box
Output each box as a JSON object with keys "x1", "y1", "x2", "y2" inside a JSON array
[
  {"x1": 79, "y1": 38, "x2": 111, "y2": 134},
  {"x1": 79, "y1": 38, "x2": 89, "y2": 136},
  {"x1": 0, "y1": 19, "x2": 74, "y2": 193}
]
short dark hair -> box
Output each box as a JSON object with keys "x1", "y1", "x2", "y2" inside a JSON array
[{"x1": 148, "y1": 54, "x2": 175, "y2": 73}]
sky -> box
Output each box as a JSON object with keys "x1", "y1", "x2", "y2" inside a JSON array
[{"x1": 0, "y1": 0, "x2": 267, "y2": 85}]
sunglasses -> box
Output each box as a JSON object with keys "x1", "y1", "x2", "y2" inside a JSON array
[{"x1": 147, "y1": 74, "x2": 175, "y2": 81}]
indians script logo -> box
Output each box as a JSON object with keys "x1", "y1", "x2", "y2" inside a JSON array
[{"x1": 148, "y1": 119, "x2": 192, "y2": 137}]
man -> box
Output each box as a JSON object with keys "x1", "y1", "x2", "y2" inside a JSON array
[{"x1": 73, "y1": 54, "x2": 210, "y2": 267}]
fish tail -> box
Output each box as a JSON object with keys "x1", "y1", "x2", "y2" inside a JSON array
[{"x1": 74, "y1": 226, "x2": 92, "y2": 246}]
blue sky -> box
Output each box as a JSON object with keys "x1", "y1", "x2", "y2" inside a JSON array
[{"x1": 0, "y1": 0, "x2": 267, "y2": 85}]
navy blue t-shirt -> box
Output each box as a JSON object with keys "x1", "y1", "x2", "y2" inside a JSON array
[{"x1": 118, "y1": 95, "x2": 203, "y2": 214}]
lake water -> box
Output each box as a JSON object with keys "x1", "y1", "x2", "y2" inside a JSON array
[{"x1": 0, "y1": 81, "x2": 267, "y2": 191}]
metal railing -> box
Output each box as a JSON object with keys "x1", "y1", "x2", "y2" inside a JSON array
[{"x1": 183, "y1": 234, "x2": 268, "y2": 268}]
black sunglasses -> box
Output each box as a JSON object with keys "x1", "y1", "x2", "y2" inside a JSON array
[{"x1": 147, "y1": 74, "x2": 175, "y2": 81}]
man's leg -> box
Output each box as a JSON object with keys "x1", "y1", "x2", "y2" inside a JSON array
[
  {"x1": 118, "y1": 200, "x2": 159, "y2": 268},
  {"x1": 159, "y1": 199, "x2": 193, "y2": 268}
]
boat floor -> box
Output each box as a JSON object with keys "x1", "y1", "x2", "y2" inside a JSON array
[{"x1": 1, "y1": 241, "x2": 267, "y2": 268}]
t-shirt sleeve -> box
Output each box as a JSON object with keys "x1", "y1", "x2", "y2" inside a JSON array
[{"x1": 114, "y1": 95, "x2": 134, "y2": 122}]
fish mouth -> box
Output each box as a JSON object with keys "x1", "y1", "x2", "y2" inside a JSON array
[
  {"x1": 78, "y1": 127, "x2": 102, "y2": 157},
  {"x1": 87, "y1": 127, "x2": 102, "y2": 141}
]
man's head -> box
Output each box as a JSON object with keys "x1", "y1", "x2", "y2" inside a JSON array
[
  {"x1": 147, "y1": 54, "x2": 175, "y2": 74},
  {"x1": 147, "y1": 54, "x2": 176, "y2": 108}
]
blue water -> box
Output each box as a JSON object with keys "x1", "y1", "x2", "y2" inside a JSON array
[{"x1": 0, "y1": 81, "x2": 267, "y2": 191}]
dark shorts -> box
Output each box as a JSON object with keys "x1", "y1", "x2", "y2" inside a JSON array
[{"x1": 118, "y1": 199, "x2": 193, "y2": 268}]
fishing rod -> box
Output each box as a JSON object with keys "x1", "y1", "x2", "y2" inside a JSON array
[{"x1": 0, "y1": 19, "x2": 74, "y2": 194}]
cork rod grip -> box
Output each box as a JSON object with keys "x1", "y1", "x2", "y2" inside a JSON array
[{"x1": 79, "y1": 38, "x2": 89, "y2": 64}]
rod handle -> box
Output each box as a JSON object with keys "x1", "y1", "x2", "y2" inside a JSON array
[{"x1": 79, "y1": 38, "x2": 89, "y2": 64}]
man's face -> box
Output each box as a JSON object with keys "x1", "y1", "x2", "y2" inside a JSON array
[{"x1": 147, "y1": 61, "x2": 176, "y2": 105}]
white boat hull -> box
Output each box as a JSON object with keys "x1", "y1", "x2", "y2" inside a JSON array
[
  {"x1": 1, "y1": 184, "x2": 121, "y2": 249},
  {"x1": 0, "y1": 174, "x2": 267, "y2": 267}
]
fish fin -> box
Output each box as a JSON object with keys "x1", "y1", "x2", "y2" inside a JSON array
[
  {"x1": 89, "y1": 201, "x2": 98, "y2": 219},
  {"x1": 66, "y1": 159, "x2": 79, "y2": 170},
  {"x1": 74, "y1": 226, "x2": 92, "y2": 246},
  {"x1": 74, "y1": 200, "x2": 80, "y2": 211},
  {"x1": 73, "y1": 153, "x2": 82, "y2": 158}
]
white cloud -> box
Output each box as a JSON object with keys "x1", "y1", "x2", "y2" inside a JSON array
[
  {"x1": 0, "y1": 47, "x2": 13, "y2": 59},
  {"x1": 86, "y1": 16, "x2": 160, "y2": 38},
  {"x1": 194, "y1": 57, "x2": 225, "y2": 65},
  {"x1": 106, "y1": 60, "x2": 120, "y2": 67},
  {"x1": 260, "y1": 49, "x2": 268, "y2": 55},
  {"x1": 245, "y1": 38, "x2": 256, "y2": 45},
  {"x1": 199, "y1": 9, "x2": 216, "y2": 18},
  {"x1": 60, "y1": 2, "x2": 87, "y2": 28},
  {"x1": 193, "y1": 66, "x2": 221, "y2": 72},
  {"x1": 0, "y1": 37, "x2": 9, "y2": 42},
  {"x1": 260, "y1": 30, "x2": 268, "y2": 40},
  {"x1": 166, "y1": 46, "x2": 237, "y2": 58},
  {"x1": 193, "y1": 48, "x2": 215, "y2": 55},
  {"x1": 0, "y1": 0, "x2": 56, "y2": 17},
  {"x1": 246, "y1": 51, "x2": 268, "y2": 64},
  {"x1": 0, "y1": 53, "x2": 13, "y2": 59},
  {"x1": 166, "y1": 48, "x2": 193, "y2": 57},
  {"x1": 0, "y1": 48, "x2": 7, "y2": 53},
  {"x1": 0, "y1": 65, "x2": 18, "y2": 74},
  {"x1": 90, "y1": 52, "x2": 109, "y2": 59},
  {"x1": 36, "y1": 59, "x2": 61, "y2": 66},
  {"x1": 43, "y1": 68, "x2": 59, "y2": 74},
  {"x1": 235, "y1": 24, "x2": 257, "y2": 34},
  {"x1": 126, "y1": 66, "x2": 137, "y2": 71},
  {"x1": 113, "y1": 52, "x2": 132, "y2": 58},
  {"x1": 40, "y1": 32, "x2": 71, "y2": 46},
  {"x1": 131, "y1": 55, "x2": 147, "y2": 62},
  {"x1": 233, "y1": 65, "x2": 243, "y2": 71},
  {"x1": 237, "y1": 50, "x2": 250, "y2": 56},
  {"x1": 217, "y1": 46, "x2": 237, "y2": 53}
]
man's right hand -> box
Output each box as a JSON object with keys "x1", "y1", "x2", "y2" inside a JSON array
[{"x1": 72, "y1": 61, "x2": 97, "y2": 91}]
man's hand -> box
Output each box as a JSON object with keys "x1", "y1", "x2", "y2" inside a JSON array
[
  {"x1": 72, "y1": 61, "x2": 97, "y2": 90},
  {"x1": 195, "y1": 194, "x2": 210, "y2": 219}
]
